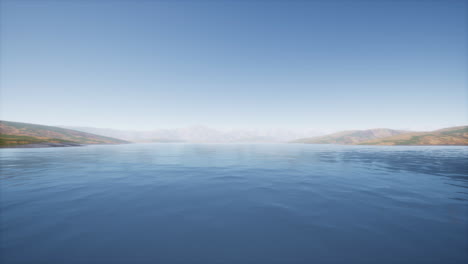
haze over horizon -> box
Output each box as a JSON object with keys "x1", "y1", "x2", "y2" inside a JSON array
[{"x1": 1, "y1": 0, "x2": 466, "y2": 131}]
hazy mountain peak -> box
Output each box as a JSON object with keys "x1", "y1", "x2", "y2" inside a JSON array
[{"x1": 62, "y1": 126, "x2": 326, "y2": 143}]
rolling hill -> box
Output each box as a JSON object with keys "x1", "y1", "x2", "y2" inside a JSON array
[
  {"x1": 292, "y1": 128, "x2": 407, "y2": 145},
  {"x1": 0, "y1": 121, "x2": 129, "y2": 147},
  {"x1": 358, "y1": 126, "x2": 468, "y2": 145}
]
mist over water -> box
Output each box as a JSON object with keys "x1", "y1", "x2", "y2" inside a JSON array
[
  {"x1": 1, "y1": 144, "x2": 467, "y2": 263},
  {"x1": 62, "y1": 125, "x2": 328, "y2": 143}
]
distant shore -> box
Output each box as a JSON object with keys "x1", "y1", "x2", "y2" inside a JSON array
[{"x1": 1, "y1": 142, "x2": 85, "y2": 149}]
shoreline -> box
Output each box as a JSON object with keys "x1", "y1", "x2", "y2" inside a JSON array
[{"x1": 0, "y1": 143, "x2": 85, "y2": 149}]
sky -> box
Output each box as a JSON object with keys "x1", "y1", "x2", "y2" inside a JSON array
[{"x1": 1, "y1": 0, "x2": 467, "y2": 131}]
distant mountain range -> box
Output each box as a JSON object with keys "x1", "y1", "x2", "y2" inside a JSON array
[
  {"x1": 358, "y1": 126, "x2": 468, "y2": 145},
  {"x1": 292, "y1": 128, "x2": 407, "y2": 144},
  {"x1": 0, "y1": 121, "x2": 129, "y2": 147},
  {"x1": 2, "y1": 121, "x2": 466, "y2": 147},
  {"x1": 292, "y1": 126, "x2": 468, "y2": 145},
  {"x1": 62, "y1": 126, "x2": 325, "y2": 143}
]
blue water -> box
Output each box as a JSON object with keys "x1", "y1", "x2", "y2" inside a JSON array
[{"x1": 1, "y1": 144, "x2": 467, "y2": 263}]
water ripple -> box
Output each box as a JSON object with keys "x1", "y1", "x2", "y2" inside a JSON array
[{"x1": 1, "y1": 144, "x2": 467, "y2": 263}]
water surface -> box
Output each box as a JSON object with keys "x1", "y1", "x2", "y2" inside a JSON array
[{"x1": 1, "y1": 144, "x2": 467, "y2": 263}]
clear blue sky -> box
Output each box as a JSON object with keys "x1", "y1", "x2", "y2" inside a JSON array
[{"x1": 1, "y1": 0, "x2": 466, "y2": 131}]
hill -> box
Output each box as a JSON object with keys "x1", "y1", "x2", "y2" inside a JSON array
[
  {"x1": 0, "y1": 121, "x2": 129, "y2": 147},
  {"x1": 359, "y1": 126, "x2": 468, "y2": 145},
  {"x1": 292, "y1": 128, "x2": 407, "y2": 145}
]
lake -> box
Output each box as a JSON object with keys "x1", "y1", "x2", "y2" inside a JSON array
[{"x1": 1, "y1": 144, "x2": 467, "y2": 263}]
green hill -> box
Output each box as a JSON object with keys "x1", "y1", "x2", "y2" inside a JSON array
[
  {"x1": 292, "y1": 128, "x2": 407, "y2": 145},
  {"x1": 0, "y1": 120, "x2": 129, "y2": 147},
  {"x1": 359, "y1": 126, "x2": 468, "y2": 146}
]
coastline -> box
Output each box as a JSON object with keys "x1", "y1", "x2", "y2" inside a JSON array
[{"x1": 0, "y1": 142, "x2": 85, "y2": 149}]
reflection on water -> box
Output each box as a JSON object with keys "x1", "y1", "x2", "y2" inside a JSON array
[{"x1": 1, "y1": 144, "x2": 467, "y2": 263}]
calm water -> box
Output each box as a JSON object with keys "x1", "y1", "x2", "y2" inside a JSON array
[{"x1": 1, "y1": 144, "x2": 467, "y2": 263}]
